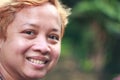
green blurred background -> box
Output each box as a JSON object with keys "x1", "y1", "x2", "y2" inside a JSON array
[{"x1": 42, "y1": 0, "x2": 120, "y2": 80}]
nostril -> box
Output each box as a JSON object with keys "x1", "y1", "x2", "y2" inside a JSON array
[{"x1": 42, "y1": 51, "x2": 49, "y2": 55}]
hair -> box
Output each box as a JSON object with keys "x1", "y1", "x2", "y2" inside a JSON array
[{"x1": 0, "y1": 0, "x2": 71, "y2": 38}]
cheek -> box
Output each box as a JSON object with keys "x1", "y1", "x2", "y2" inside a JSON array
[
  {"x1": 2, "y1": 38, "x2": 30, "y2": 56},
  {"x1": 52, "y1": 44, "x2": 61, "y2": 60},
  {"x1": 0, "y1": 39, "x2": 31, "y2": 68}
]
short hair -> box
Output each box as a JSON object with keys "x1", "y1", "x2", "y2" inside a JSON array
[{"x1": 0, "y1": 0, "x2": 71, "y2": 38}]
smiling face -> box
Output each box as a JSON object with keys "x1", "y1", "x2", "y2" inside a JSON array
[{"x1": 0, "y1": 2, "x2": 61, "y2": 80}]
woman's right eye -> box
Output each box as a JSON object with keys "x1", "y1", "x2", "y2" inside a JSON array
[
  {"x1": 22, "y1": 30, "x2": 37, "y2": 39},
  {"x1": 24, "y1": 30, "x2": 35, "y2": 35}
]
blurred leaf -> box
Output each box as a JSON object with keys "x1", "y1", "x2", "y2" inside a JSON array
[
  {"x1": 106, "y1": 21, "x2": 120, "y2": 35},
  {"x1": 80, "y1": 59, "x2": 94, "y2": 72},
  {"x1": 72, "y1": 1, "x2": 120, "y2": 22}
]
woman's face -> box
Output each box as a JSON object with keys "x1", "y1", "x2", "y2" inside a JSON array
[{"x1": 0, "y1": 2, "x2": 61, "y2": 80}]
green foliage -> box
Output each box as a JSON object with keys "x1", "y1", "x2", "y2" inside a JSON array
[
  {"x1": 71, "y1": 0, "x2": 120, "y2": 35},
  {"x1": 80, "y1": 59, "x2": 94, "y2": 72},
  {"x1": 106, "y1": 21, "x2": 120, "y2": 35},
  {"x1": 63, "y1": 0, "x2": 120, "y2": 79},
  {"x1": 72, "y1": 1, "x2": 120, "y2": 21},
  {"x1": 61, "y1": 38, "x2": 73, "y2": 57}
]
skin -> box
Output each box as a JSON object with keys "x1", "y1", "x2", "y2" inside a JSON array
[{"x1": 0, "y1": 2, "x2": 61, "y2": 80}]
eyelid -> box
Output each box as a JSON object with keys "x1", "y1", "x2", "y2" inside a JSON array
[{"x1": 23, "y1": 29, "x2": 36, "y2": 35}]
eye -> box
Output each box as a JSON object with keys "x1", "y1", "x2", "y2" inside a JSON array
[
  {"x1": 23, "y1": 30, "x2": 35, "y2": 35},
  {"x1": 22, "y1": 29, "x2": 37, "y2": 39},
  {"x1": 48, "y1": 34, "x2": 59, "y2": 41}
]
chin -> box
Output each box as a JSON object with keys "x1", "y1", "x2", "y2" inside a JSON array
[{"x1": 24, "y1": 70, "x2": 47, "y2": 80}]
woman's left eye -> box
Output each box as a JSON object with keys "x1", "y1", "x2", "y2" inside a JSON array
[{"x1": 49, "y1": 35, "x2": 59, "y2": 41}]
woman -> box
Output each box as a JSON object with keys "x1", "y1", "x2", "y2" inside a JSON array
[{"x1": 0, "y1": 0, "x2": 70, "y2": 80}]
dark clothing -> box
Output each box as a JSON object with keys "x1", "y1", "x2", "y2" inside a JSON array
[{"x1": 0, "y1": 72, "x2": 4, "y2": 80}]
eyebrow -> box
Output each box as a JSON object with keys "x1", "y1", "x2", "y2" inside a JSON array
[
  {"x1": 51, "y1": 28, "x2": 59, "y2": 32},
  {"x1": 25, "y1": 23, "x2": 38, "y2": 28}
]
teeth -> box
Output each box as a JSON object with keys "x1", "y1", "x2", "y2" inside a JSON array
[
  {"x1": 29, "y1": 58, "x2": 45, "y2": 64},
  {"x1": 45, "y1": 55, "x2": 49, "y2": 59}
]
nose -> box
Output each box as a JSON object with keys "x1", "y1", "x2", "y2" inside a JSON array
[{"x1": 31, "y1": 36, "x2": 50, "y2": 55}]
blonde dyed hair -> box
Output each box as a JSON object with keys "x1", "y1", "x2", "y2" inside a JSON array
[{"x1": 0, "y1": 0, "x2": 71, "y2": 38}]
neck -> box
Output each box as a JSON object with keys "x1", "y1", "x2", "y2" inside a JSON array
[{"x1": 0, "y1": 63, "x2": 17, "y2": 80}]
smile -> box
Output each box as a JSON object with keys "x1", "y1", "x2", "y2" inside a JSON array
[
  {"x1": 26, "y1": 57, "x2": 49, "y2": 65},
  {"x1": 28, "y1": 58, "x2": 45, "y2": 64}
]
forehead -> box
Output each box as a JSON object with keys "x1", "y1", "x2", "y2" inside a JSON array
[
  {"x1": 6, "y1": 2, "x2": 61, "y2": 32},
  {"x1": 17, "y1": 2, "x2": 60, "y2": 20},
  {"x1": 13, "y1": 2, "x2": 61, "y2": 27}
]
